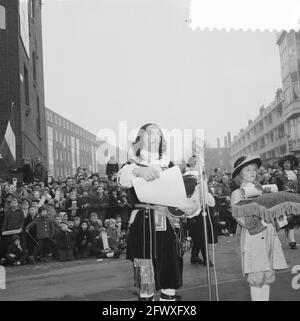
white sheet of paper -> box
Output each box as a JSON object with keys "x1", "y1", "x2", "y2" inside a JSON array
[
  {"x1": 102, "y1": 232, "x2": 109, "y2": 250},
  {"x1": 132, "y1": 165, "x2": 189, "y2": 208},
  {"x1": 38, "y1": 195, "x2": 46, "y2": 207},
  {"x1": 55, "y1": 190, "x2": 60, "y2": 201}
]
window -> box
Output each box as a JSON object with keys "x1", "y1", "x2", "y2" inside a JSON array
[
  {"x1": 24, "y1": 65, "x2": 29, "y2": 106},
  {"x1": 32, "y1": 51, "x2": 37, "y2": 81},
  {"x1": 278, "y1": 124, "x2": 285, "y2": 139},
  {"x1": 0, "y1": 5, "x2": 6, "y2": 29},
  {"x1": 31, "y1": 0, "x2": 35, "y2": 18},
  {"x1": 292, "y1": 83, "x2": 300, "y2": 100},
  {"x1": 36, "y1": 96, "x2": 41, "y2": 136},
  {"x1": 47, "y1": 126, "x2": 55, "y2": 176},
  {"x1": 291, "y1": 72, "x2": 299, "y2": 83},
  {"x1": 287, "y1": 32, "x2": 295, "y2": 46}
]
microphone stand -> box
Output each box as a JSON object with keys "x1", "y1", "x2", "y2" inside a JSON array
[{"x1": 198, "y1": 159, "x2": 212, "y2": 301}]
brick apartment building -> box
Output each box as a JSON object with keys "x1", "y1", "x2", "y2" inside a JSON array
[
  {"x1": 46, "y1": 108, "x2": 99, "y2": 179},
  {"x1": 0, "y1": 0, "x2": 47, "y2": 180}
]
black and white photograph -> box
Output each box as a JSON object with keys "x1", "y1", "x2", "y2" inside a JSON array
[{"x1": 0, "y1": 0, "x2": 300, "y2": 306}]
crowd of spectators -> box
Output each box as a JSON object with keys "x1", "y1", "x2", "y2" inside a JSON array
[
  {"x1": 1, "y1": 157, "x2": 294, "y2": 268},
  {"x1": 0, "y1": 163, "x2": 130, "y2": 267}
]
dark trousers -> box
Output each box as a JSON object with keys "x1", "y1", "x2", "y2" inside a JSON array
[
  {"x1": 58, "y1": 248, "x2": 73, "y2": 261},
  {"x1": 0, "y1": 237, "x2": 10, "y2": 259},
  {"x1": 33, "y1": 238, "x2": 52, "y2": 258},
  {"x1": 50, "y1": 239, "x2": 59, "y2": 260},
  {"x1": 6, "y1": 250, "x2": 28, "y2": 265},
  {"x1": 191, "y1": 244, "x2": 207, "y2": 262},
  {"x1": 77, "y1": 242, "x2": 92, "y2": 258},
  {"x1": 187, "y1": 214, "x2": 216, "y2": 262}
]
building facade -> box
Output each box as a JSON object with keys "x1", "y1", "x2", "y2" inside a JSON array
[
  {"x1": 204, "y1": 147, "x2": 231, "y2": 173},
  {"x1": 230, "y1": 30, "x2": 300, "y2": 166},
  {"x1": 192, "y1": 133, "x2": 232, "y2": 173},
  {"x1": 0, "y1": 0, "x2": 47, "y2": 179},
  {"x1": 277, "y1": 30, "x2": 300, "y2": 157},
  {"x1": 230, "y1": 90, "x2": 286, "y2": 166},
  {"x1": 46, "y1": 108, "x2": 98, "y2": 179}
]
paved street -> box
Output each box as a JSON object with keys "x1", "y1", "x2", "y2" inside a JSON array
[{"x1": 0, "y1": 230, "x2": 299, "y2": 301}]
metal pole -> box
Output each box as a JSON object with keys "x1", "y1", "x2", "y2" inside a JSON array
[
  {"x1": 198, "y1": 158, "x2": 212, "y2": 301},
  {"x1": 25, "y1": 229, "x2": 41, "y2": 248}
]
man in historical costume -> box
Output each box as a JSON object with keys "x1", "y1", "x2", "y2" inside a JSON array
[
  {"x1": 118, "y1": 123, "x2": 201, "y2": 301},
  {"x1": 271, "y1": 154, "x2": 300, "y2": 249},
  {"x1": 184, "y1": 155, "x2": 217, "y2": 266}
]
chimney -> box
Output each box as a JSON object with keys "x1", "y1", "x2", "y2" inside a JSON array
[
  {"x1": 217, "y1": 138, "x2": 220, "y2": 148},
  {"x1": 259, "y1": 105, "x2": 265, "y2": 115},
  {"x1": 224, "y1": 136, "x2": 228, "y2": 148},
  {"x1": 227, "y1": 132, "x2": 231, "y2": 145}
]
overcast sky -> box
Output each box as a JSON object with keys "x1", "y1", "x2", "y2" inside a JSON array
[{"x1": 42, "y1": 0, "x2": 282, "y2": 153}]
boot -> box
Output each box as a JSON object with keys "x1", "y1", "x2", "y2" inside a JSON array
[
  {"x1": 160, "y1": 293, "x2": 181, "y2": 301},
  {"x1": 139, "y1": 295, "x2": 154, "y2": 301},
  {"x1": 191, "y1": 256, "x2": 204, "y2": 264},
  {"x1": 289, "y1": 242, "x2": 297, "y2": 249},
  {"x1": 203, "y1": 259, "x2": 214, "y2": 267}
]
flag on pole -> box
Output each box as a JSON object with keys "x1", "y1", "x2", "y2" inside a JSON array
[{"x1": 0, "y1": 103, "x2": 16, "y2": 169}]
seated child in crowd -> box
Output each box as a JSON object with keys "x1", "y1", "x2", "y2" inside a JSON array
[
  {"x1": 55, "y1": 221, "x2": 76, "y2": 261},
  {"x1": 89, "y1": 212, "x2": 102, "y2": 239},
  {"x1": 5, "y1": 235, "x2": 28, "y2": 266},
  {"x1": 76, "y1": 221, "x2": 93, "y2": 258},
  {"x1": 92, "y1": 229, "x2": 121, "y2": 259}
]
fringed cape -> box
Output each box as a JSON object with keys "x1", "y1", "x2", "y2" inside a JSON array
[{"x1": 232, "y1": 191, "x2": 300, "y2": 226}]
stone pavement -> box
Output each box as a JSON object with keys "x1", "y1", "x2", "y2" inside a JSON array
[{"x1": 0, "y1": 230, "x2": 299, "y2": 301}]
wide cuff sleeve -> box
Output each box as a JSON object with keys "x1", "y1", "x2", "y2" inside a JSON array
[{"x1": 117, "y1": 163, "x2": 139, "y2": 188}]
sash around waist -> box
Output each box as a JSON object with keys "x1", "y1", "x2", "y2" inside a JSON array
[{"x1": 134, "y1": 203, "x2": 168, "y2": 213}]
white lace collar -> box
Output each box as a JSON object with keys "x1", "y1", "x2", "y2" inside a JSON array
[{"x1": 128, "y1": 147, "x2": 170, "y2": 168}]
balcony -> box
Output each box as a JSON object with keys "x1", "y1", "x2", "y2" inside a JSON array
[
  {"x1": 284, "y1": 100, "x2": 300, "y2": 121},
  {"x1": 288, "y1": 138, "x2": 300, "y2": 152}
]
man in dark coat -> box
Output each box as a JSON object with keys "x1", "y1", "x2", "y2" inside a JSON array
[
  {"x1": 0, "y1": 197, "x2": 25, "y2": 260},
  {"x1": 34, "y1": 157, "x2": 46, "y2": 182},
  {"x1": 55, "y1": 222, "x2": 76, "y2": 261},
  {"x1": 106, "y1": 156, "x2": 119, "y2": 176},
  {"x1": 11, "y1": 158, "x2": 34, "y2": 184}
]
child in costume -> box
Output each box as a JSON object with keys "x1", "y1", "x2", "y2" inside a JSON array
[{"x1": 231, "y1": 155, "x2": 287, "y2": 301}]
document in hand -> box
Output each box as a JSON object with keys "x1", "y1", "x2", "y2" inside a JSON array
[{"x1": 132, "y1": 165, "x2": 189, "y2": 208}]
